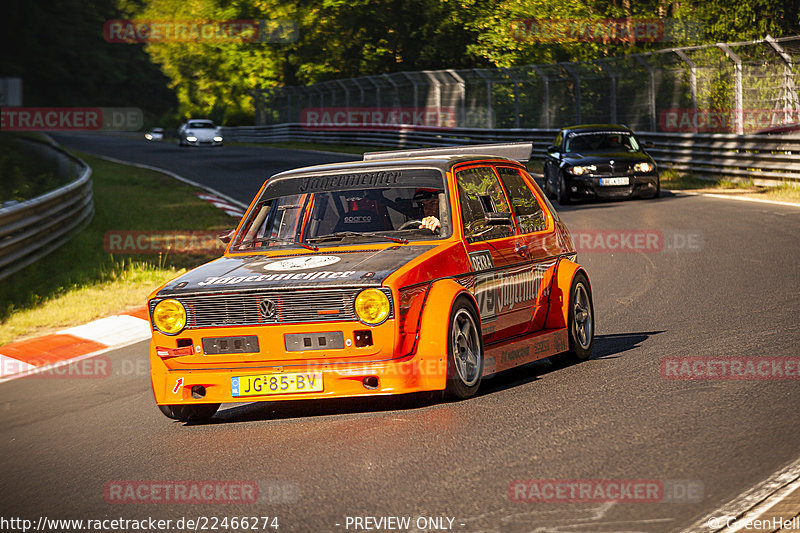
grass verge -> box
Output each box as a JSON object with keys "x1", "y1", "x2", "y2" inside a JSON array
[
  {"x1": 660, "y1": 168, "x2": 800, "y2": 203},
  {"x1": 0, "y1": 152, "x2": 236, "y2": 346}
]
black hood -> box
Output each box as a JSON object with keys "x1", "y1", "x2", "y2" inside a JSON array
[
  {"x1": 561, "y1": 151, "x2": 653, "y2": 166},
  {"x1": 156, "y1": 246, "x2": 436, "y2": 297}
]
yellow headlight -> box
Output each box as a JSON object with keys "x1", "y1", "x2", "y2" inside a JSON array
[
  {"x1": 354, "y1": 289, "x2": 391, "y2": 325},
  {"x1": 152, "y1": 299, "x2": 187, "y2": 335}
]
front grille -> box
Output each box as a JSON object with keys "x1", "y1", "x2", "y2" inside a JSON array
[
  {"x1": 591, "y1": 162, "x2": 632, "y2": 177},
  {"x1": 151, "y1": 288, "x2": 393, "y2": 330}
]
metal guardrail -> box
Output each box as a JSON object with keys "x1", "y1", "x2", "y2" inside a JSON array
[
  {"x1": 0, "y1": 139, "x2": 94, "y2": 281},
  {"x1": 222, "y1": 123, "x2": 800, "y2": 187}
]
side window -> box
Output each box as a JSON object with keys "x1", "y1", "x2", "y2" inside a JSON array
[
  {"x1": 496, "y1": 167, "x2": 546, "y2": 234},
  {"x1": 456, "y1": 166, "x2": 512, "y2": 243}
]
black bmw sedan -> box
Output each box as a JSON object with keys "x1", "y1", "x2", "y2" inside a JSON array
[{"x1": 543, "y1": 124, "x2": 660, "y2": 204}]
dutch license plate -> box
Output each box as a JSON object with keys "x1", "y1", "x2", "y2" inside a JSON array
[
  {"x1": 599, "y1": 177, "x2": 629, "y2": 186},
  {"x1": 231, "y1": 372, "x2": 323, "y2": 397}
]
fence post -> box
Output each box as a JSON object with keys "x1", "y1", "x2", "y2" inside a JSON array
[
  {"x1": 562, "y1": 64, "x2": 581, "y2": 124},
  {"x1": 717, "y1": 43, "x2": 744, "y2": 135},
  {"x1": 598, "y1": 61, "x2": 617, "y2": 124},
  {"x1": 635, "y1": 55, "x2": 657, "y2": 131},
  {"x1": 530, "y1": 66, "x2": 550, "y2": 129},
  {"x1": 447, "y1": 69, "x2": 466, "y2": 127},
  {"x1": 674, "y1": 49, "x2": 697, "y2": 133},
  {"x1": 423, "y1": 71, "x2": 442, "y2": 126},
  {"x1": 474, "y1": 69, "x2": 494, "y2": 129},
  {"x1": 764, "y1": 35, "x2": 800, "y2": 126},
  {"x1": 501, "y1": 67, "x2": 521, "y2": 128}
]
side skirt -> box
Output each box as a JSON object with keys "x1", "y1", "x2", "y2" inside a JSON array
[{"x1": 483, "y1": 328, "x2": 569, "y2": 376}]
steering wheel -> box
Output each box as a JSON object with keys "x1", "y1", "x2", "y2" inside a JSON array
[{"x1": 398, "y1": 220, "x2": 423, "y2": 230}]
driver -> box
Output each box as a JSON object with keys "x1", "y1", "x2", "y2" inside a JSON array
[{"x1": 413, "y1": 189, "x2": 441, "y2": 233}]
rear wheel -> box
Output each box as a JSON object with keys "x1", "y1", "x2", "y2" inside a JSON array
[
  {"x1": 564, "y1": 272, "x2": 594, "y2": 362},
  {"x1": 445, "y1": 298, "x2": 483, "y2": 399},
  {"x1": 158, "y1": 403, "x2": 219, "y2": 422}
]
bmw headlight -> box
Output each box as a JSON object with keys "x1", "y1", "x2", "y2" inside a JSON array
[
  {"x1": 186, "y1": 136, "x2": 197, "y2": 142},
  {"x1": 568, "y1": 165, "x2": 596, "y2": 176},
  {"x1": 634, "y1": 162, "x2": 654, "y2": 173},
  {"x1": 354, "y1": 289, "x2": 390, "y2": 325},
  {"x1": 152, "y1": 299, "x2": 187, "y2": 335},
  {"x1": 213, "y1": 136, "x2": 223, "y2": 142}
]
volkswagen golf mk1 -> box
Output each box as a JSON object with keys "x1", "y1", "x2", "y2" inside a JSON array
[{"x1": 148, "y1": 143, "x2": 595, "y2": 421}]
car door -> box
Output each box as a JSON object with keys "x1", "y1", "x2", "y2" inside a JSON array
[
  {"x1": 495, "y1": 165, "x2": 560, "y2": 334},
  {"x1": 454, "y1": 165, "x2": 529, "y2": 344}
]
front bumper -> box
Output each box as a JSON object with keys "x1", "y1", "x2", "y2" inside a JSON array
[
  {"x1": 149, "y1": 322, "x2": 446, "y2": 405},
  {"x1": 567, "y1": 173, "x2": 659, "y2": 200},
  {"x1": 184, "y1": 137, "x2": 223, "y2": 146}
]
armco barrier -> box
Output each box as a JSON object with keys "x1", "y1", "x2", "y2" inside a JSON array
[
  {"x1": 0, "y1": 139, "x2": 94, "y2": 281},
  {"x1": 222, "y1": 124, "x2": 800, "y2": 187}
]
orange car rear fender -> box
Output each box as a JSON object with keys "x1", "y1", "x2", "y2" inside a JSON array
[{"x1": 545, "y1": 258, "x2": 591, "y2": 330}]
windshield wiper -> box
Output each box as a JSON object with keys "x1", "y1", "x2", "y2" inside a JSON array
[
  {"x1": 235, "y1": 236, "x2": 319, "y2": 251},
  {"x1": 306, "y1": 231, "x2": 408, "y2": 245}
]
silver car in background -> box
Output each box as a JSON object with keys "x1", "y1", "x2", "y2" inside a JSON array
[{"x1": 178, "y1": 119, "x2": 223, "y2": 146}]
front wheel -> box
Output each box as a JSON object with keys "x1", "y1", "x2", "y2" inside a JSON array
[
  {"x1": 445, "y1": 298, "x2": 484, "y2": 399},
  {"x1": 564, "y1": 272, "x2": 594, "y2": 362},
  {"x1": 557, "y1": 172, "x2": 571, "y2": 205},
  {"x1": 158, "y1": 403, "x2": 220, "y2": 422}
]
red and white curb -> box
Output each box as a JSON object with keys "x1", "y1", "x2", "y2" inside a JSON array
[
  {"x1": 196, "y1": 192, "x2": 246, "y2": 218},
  {"x1": 0, "y1": 308, "x2": 151, "y2": 382}
]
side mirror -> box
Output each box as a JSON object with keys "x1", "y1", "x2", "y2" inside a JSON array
[
  {"x1": 218, "y1": 229, "x2": 235, "y2": 244},
  {"x1": 547, "y1": 145, "x2": 558, "y2": 153},
  {"x1": 484, "y1": 212, "x2": 514, "y2": 226}
]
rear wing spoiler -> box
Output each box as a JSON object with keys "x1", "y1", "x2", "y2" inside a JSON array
[{"x1": 363, "y1": 142, "x2": 533, "y2": 162}]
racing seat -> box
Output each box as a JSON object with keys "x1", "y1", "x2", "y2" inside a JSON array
[{"x1": 333, "y1": 197, "x2": 392, "y2": 233}]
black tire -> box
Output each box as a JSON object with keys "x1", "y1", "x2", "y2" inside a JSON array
[
  {"x1": 564, "y1": 272, "x2": 594, "y2": 362},
  {"x1": 445, "y1": 297, "x2": 484, "y2": 399},
  {"x1": 158, "y1": 403, "x2": 220, "y2": 422},
  {"x1": 653, "y1": 178, "x2": 661, "y2": 198},
  {"x1": 557, "y1": 172, "x2": 571, "y2": 205}
]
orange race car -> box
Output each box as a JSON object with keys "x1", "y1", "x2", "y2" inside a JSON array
[{"x1": 148, "y1": 143, "x2": 594, "y2": 421}]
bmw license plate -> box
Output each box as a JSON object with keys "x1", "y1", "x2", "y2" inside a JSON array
[
  {"x1": 231, "y1": 372, "x2": 323, "y2": 397},
  {"x1": 599, "y1": 177, "x2": 629, "y2": 186}
]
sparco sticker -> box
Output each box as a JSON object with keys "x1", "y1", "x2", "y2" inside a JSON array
[{"x1": 262, "y1": 255, "x2": 342, "y2": 271}]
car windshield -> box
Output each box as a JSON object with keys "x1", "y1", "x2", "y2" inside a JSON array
[
  {"x1": 188, "y1": 121, "x2": 214, "y2": 128},
  {"x1": 565, "y1": 131, "x2": 640, "y2": 153},
  {"x1": 230, "y1": 170, "x2": 450, "y2": 251}
]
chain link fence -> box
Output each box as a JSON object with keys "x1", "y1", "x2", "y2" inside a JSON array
[{"x1": 252, "y1": 35, "x2": 800, "y2": 134}]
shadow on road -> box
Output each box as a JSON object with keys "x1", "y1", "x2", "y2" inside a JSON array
[{"x1": 477, "y1": 331, "x2": 664, "y2": 396}]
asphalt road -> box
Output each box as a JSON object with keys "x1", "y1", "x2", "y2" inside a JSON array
[{"x1": 1, "y1": 134, "x2": 799, "y2": 532}]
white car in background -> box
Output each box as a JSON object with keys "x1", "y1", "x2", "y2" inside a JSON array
[
  {"x1": 178, "y1": 119, "x2": 223, "y2": 147},
  {"x1": 144, "y1": 127, "x2": 164, "y2": 141}
]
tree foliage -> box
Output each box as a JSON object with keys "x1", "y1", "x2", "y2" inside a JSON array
[{"x1": 2, "y1": 0, "x2": 798, "y2": 124}]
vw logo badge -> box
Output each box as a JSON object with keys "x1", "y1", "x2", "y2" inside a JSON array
[{"x1": 259, "y1": 299, "x2": 276, "y2": 318}]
